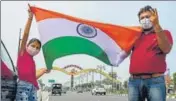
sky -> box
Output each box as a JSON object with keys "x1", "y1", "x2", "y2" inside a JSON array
[{"x1": 1, "y1": 1, "x2": 176, "y2": 86}]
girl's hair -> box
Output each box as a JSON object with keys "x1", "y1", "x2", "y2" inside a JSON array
[{"x1": 27, "y1": 38, "x2": 41, "y2": 49}]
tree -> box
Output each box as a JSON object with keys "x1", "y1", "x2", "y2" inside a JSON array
[
  {"x1": 116, "y1": 83, "x2": 120, "y2": 90},
  {"x1": 102, "y1": 78, "x2": 112, "y2": 85},
  {"x1": 123, "y1": 81, "x2": 128, "y2": 89},
  {"x1": 108, "y1": 72, "x2": 117, "y2": 79}
]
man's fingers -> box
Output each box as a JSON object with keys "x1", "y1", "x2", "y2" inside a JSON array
[
  {"x1": 153, "y1": 8, "x2": 157, "y2": 16},
  {"x1": 155, "y1": 8, "x2": 158, "y2": 17},
  {"x1": 28, "y1": 4, "x2": 32, "y2": 12},
  {"x1": 45, "y1": 69, "x2": 51, "y2": 73},
  {"x1": 150, "y1": 8, "x2": 155, "y2": 16},
  {"x1": 28, "y1": 8, "x2": 33, "y2": 15}
]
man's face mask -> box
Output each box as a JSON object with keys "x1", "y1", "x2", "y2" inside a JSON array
[
  {"x1": 140, "y1": 18, "x2": 153, "y2": 30},
  {"x1": 26, "y1": 45, "x2": 40, "y2": 56}
]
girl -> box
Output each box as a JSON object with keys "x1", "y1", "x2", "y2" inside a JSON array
[{"x1": 15, "y1": 9, "x2": 49, "y2": 101}]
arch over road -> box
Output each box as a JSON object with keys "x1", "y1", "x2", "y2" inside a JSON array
[
  {"x1": 53, "y1": 67, "x2": 120, "y2": 83},
  {"x1": 37, "y1": 67, "x2": 120, "y2": 83},
  {"x1": 63, "y1": 64, "x2": 83, "y2": 70}
]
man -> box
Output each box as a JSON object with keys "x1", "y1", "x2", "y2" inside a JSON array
[
  {"x1": 37, "y1": 81, "x2": 50, "y2": 101},
  {"x1": 36, "y1": 68, "x2": 50, "y2": 101},
  {"x1": 128, "y1": 5, "x2": 173, "y2": 101}
]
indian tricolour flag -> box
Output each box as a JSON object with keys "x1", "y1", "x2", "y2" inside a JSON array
[{"x1": 31, "y1": 6, "x2": 141, "y2": 70}]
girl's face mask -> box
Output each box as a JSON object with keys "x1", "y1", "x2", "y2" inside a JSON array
[
  {"x1": 26, "y1": 41, "x2": 40, "y2": 56},
  {"x1": 26, "y1": 45, "x2": 40, "y2": 56}
]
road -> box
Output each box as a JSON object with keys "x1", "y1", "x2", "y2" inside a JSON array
[
  {"x1": 49, "y1": 91, "x2": 127, "y2": 101},
  {"x1": 45, "y1": 91, "x2": 175, "y2": 101}
]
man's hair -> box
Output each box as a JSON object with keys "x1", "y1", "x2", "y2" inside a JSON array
[
  {"x1": 138, "y1": 5, "x2": 154, "y2": 17},
  {"x1": 27, "y1": 38, "x2": 41, "y2": 49}
]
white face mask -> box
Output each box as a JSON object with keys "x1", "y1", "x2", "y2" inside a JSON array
[
  {"x1": 26, "y1": 45, "x2": 40, "y2": 56},
  {"x1": 140, "y1": 18, "x2": 153, "y2": 30}
]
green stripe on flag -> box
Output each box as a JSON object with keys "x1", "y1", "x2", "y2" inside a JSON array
[{"x1": 42, "y1": 36, "x2": 110, "y2": 69}]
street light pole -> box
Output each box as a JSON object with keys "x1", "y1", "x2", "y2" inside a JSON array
[
  {"x1": 86, "y1": 72, "x2": 88, "y2": 90},
  {"x1": 97, "y1": 65, "x2": 106, "y2": 86},
  {"x1": 87, "y1": 72, "x2": 88, "y2": 84},
  {"x1": 92, "y1": 71, "x2": 94, "y2": 88},
  {"x1": 111, "y1": 66, "x2": 114, "y2": 93},
  {"x1": 81, "y1": 74, "x2": 83, "y2": 90},
  {"x1": 16, "y1": 28, "x2": 22, "y2": 71},
  {"x1": 17, "y1": 28, "x2": 22, "y2": 54},
  {"x1": 79, "y1": 75, "x2": 81, "y2": 89},
  {"x1": 98, "y1": 67, "x2": 101, "y2": 85}
]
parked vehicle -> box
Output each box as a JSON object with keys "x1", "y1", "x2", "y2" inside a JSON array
[
  {"x1": 91, "y1": 87, "x2": 106, "y2": 95},
  {"x1": 77, "y1": 89, "x2": 83, "y2": 93},
  {"x1": 1, "y1": 41, "x2": 18, "y2": 101}
]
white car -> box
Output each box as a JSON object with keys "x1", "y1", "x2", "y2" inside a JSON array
[{"x1": 91, "y1": 87, "x2": 106, "y2": 95}]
